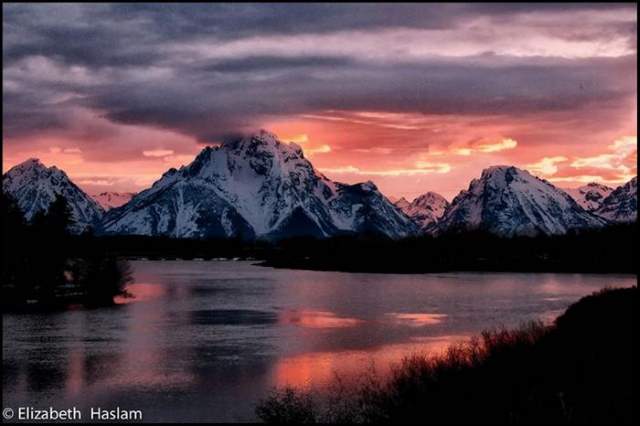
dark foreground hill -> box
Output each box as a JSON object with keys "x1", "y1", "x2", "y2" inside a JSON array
[{"x1": 256, "y1": 286, "x2": 636, "y2": 424}]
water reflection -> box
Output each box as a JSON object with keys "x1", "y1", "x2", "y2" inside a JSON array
[
  {"x1": 387, "y1": 312, "x2": 448, "y2": 326},
  {"x1": 271, "y1": 335, "x2": 467, "y2": 389},
  {"x1": 3, "y1": 261, "x2": 635, "y2": 422},
  {"x1": 114, "y1": 282, "x2": 165, "y2": 304},
  {"x1": 279, "y1": 310, "x2": 363, "y2": 329}
]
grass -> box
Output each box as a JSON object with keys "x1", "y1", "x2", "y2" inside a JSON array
[{"x1": 256, "y1": 286, "x2": 636, "y2": 424}]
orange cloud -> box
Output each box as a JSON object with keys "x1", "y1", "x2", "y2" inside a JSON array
[
  {"x1": 63, "y1": 147, "x2": 82, "y2": 154},
  {"x1": 541, "y1": 136, "x2": 637, "y2": 186},
  {"x1": 476, "y1": 138, "x2": 518, "y2": 153},
  {"x1": 354, "y1": 147, "x2": 394, "y2": 155},
  {"x1": 454, "y1": 138, "x2": 518, "y2": 156},
  {"x1": 285, "y1": 134, "x2": 309, "y2": 144},
  {"x1": 454, "y1": 148, "x2": 473, "y2": 156},
  {"x1": 525, "y1": 156, "x2": 568, "y2": 176},
  {"x1": 305, "y1": 144, "x2": 332, "y2": 156},
  {"x1": 320, "y1": 161, "x2": 450, "y2": 176},
  {"x1": 570, "y1": 136, "x2": 636, "y2": 172},
  {"x1": 282, "y1": 133, "x2": 331, "y2": 157},
  {"x1": 143, "y1": 149, "x2": 175, "y2": 157}
]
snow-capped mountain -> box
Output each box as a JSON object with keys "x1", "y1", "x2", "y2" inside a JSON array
[
  {"x1": 594, "y1": 177, "x2": 637, "y2": 223},
  {"x1": 2, "y1": 158, "x2": 104, "y2": 232},
  {"x1": 92, "y1": 191, "x2": 136, "y2": 210},
  {"x1": 100, "y1": 130, "x2": 415, "y2": 239},
  {"x1": 395, "y1": 192, "x2": 449, "y2": 231},
  {"x1": 564, "y1": 182, "x2": 613, "y2": 211},
  {"x1": 435, "y1": 166, "x2": 607, "y2": 237}
]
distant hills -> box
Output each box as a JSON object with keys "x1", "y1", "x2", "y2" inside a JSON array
[
  {"x1": 394, "y1": 192, "x2": 449, "y2": 232},
  {"x1": 3, "y1": 131, "x2": 637, "y2": 239},
  {"x1": 92, "y1": 191, "x2": 136, "y2": 210}
]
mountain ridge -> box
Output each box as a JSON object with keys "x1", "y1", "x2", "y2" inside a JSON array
[{"x1": 4, "y1": 135, "x2": 635, "y2": 239}]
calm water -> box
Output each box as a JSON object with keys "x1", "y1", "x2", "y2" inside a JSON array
[{"x1": 3, "y1": 261, "x2": 635, "y2": 422}]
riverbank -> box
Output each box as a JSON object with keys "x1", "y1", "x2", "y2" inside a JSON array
[{"x1": 256, "y1": 286, "x2": 636, "y2": 424}]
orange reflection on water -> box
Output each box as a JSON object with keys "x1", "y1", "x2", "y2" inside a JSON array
[
  {"x1": 271, "y1": 335, "x2": 468, "y2": 389},
  {"x1": 114, "y1": 283, "x2": 165, "y2": 304},
  {"x1": 279, "y1": 310, "x2": 363, "y2": 329},
  {"x1": 387, "y1": 312, "x2": 448, "y2": 326},
  {"x1": 65, "y1": 348, "x2": 84, "y2": 397}
]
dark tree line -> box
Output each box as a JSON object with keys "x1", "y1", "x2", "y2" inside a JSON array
[
  {"x1": 2, "y1": 193, "x2": 131, "y2": 311},
  {"x1": 260, "y1": 224, "x2": 637, "y2": 274},
  {"x1": 43, "y1": 222, "x2": 636, "y2": 275}
]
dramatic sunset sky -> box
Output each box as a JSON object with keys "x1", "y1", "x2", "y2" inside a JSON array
[{"x1": 3, "y1": 3, "x2": 637, "y2": 200}]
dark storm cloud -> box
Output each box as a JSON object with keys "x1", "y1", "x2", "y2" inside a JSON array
[
  {"x1": 2, "y1": 2, "x2": 637, "y2": 142},
  {"x1": 4, "y1": 3, "x2": 636, "y2": 67},
  {"x1": 68, "y1": 55, "x2": 633, "y2": 143},
  {"x1": 199, "y1": 56, "x2": 355, "y2": 73}
]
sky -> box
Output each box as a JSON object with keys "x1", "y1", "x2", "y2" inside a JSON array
[{"x1": 2, "y1": 3, "x2": 637, "y2": 200}]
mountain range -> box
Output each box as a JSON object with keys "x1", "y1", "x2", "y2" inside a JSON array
[{"x1": 2, "y1": 131, "x2": 637, "y2": 239}]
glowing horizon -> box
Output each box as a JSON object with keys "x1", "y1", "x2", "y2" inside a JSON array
[{"x1": 3, "y1": 131, "x2": 636, "y2": 202}]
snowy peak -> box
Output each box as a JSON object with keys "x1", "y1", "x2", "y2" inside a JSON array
[
  {"x1": 92, "y1": 192, "x2": 136, "y2": 210},
  {"x1": 564, "y1": 182, "x2": 613, "y2": 211},
  {"x1": 594, "y1": 177, "x2": 637, "y2": 223},
  {"x1": 2, "y1": 158, "x2": 104, "y2": 232},
  {"x1": 436, "y1": 165, "x2": 607, "y2": 237},
  {"x1": 5, "y1": 158, "x2": 62, "y2": 182},
  {"x1": 179, "y1": 130, "x2": 314, "y2": 184},
  {"x1": 100, "y1": 130, "x2": 415, "y2": 240},
  {"x1": 14, "y1": 157, "x2": 46, "y2": 171},
  {"x1": 396, "y1": 191, "x2": 449, "y2": 231}
]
